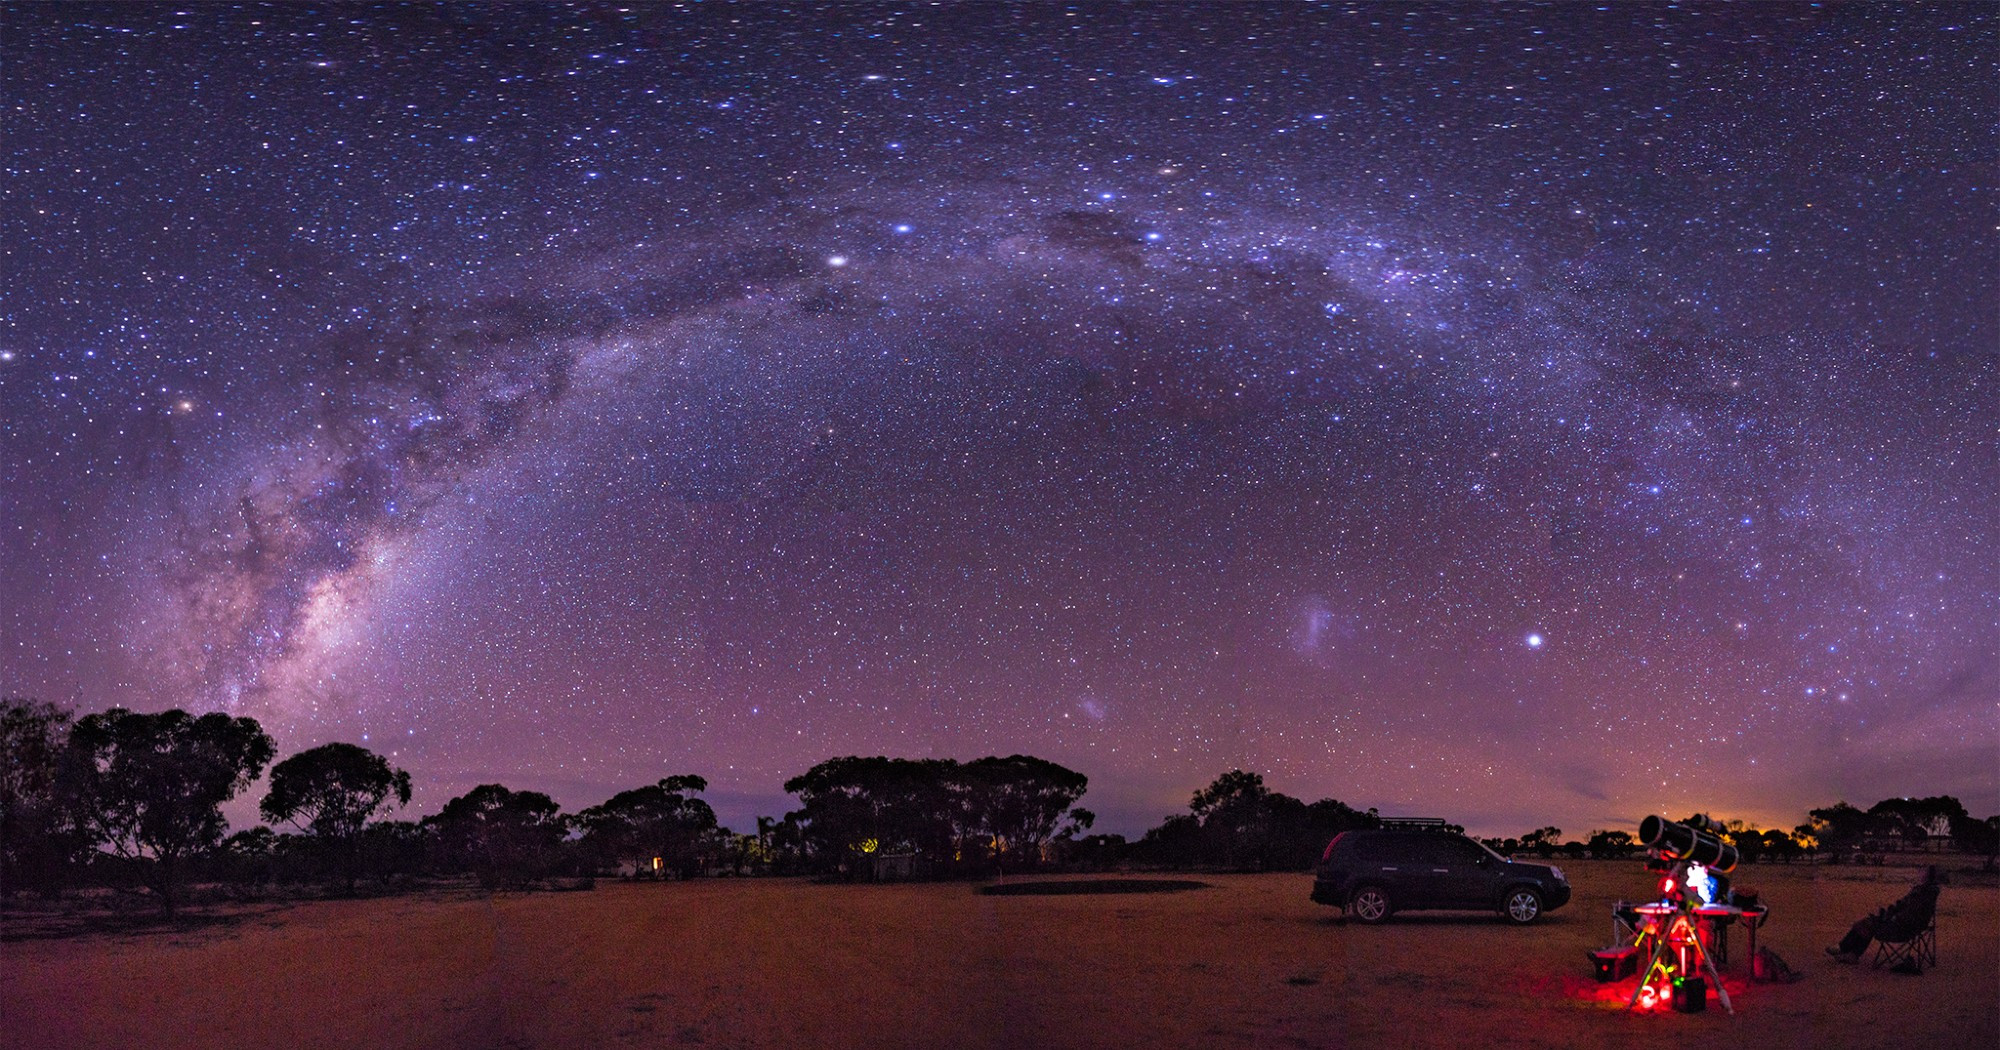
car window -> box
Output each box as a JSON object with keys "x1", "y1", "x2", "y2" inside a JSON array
[
  {"x1": 1399, "y1": 835, "x2": 1480, "y2": 864},
  {"x1": 1440, "y1": 836, "x2": 1486, "y2": 863},
  {"x1": 1403, "y1": 837, "x2": 1451, "y2": 864},
  {"x1": 1350, "y1": 835, "x2": 1414, "y2": 863}
]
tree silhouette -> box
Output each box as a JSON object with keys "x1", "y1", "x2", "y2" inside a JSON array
[
  {"x1": 1958, "y1": 815, "x2": 2000, "y2": 862},
  {"x1": 1758, "y1": 828, "x2": 1805, "y2": 864},
  {"x1": 1865, "y1": 796, "x2": 1968, "y2": 849},
  {"x1": 1135, "y1": 812, "x2": 1204, "y2": 866},
  {"x1": 1519, "y1": 826, "x2": 1563, "y2": 858},
  {"x1": 1586, "y1": 829, "x2": 1636, "y2": 858},
  {"x1": 1189, "y1": 768, "x2": 1269, "y2": 819},
  {"x1": 783, "y1": 757, "x2": 957, "y2": 876},
  {"x1": 577, "y1": 775, "x2": 716, "y2": 878},
  {"x1": 1197, "y1": 773, "x2": 1280, "y2": 869},
  {"x1": 1137, "y1": 771, "x2": 1376, "y2": 870},
  {"x1": 1, "y1": 698, "x2": 84, "y2": 902},
  {"x1": 956, "y1": 755, "x2": 1089, "y2": 873},
  {"x1": 427, "y1": 784, "x2": 566, "y2": 889},
  {"x1": 215, "y1": 826, "x2": 279, "y2": 888},
  {"x1": 355, "y1": 820, "x2": 429, "y2": 886},
  {"x1": 62, "y1": 708, "x2": 275, "y2": 915},
  {"x1": 1806, "y1": 802, "x2": 1870, "y2": 856},
  {"x1": 260, "y1": 742, "x2": 413, "y2": 894}
]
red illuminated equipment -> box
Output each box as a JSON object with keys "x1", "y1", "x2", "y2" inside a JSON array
[
  {"x1": 1589, "y1": 945, "x2": 1640, "y2": 981},
  {"x1": 1603, "y1": 814, "x2": 1766, "y2": 1016}
]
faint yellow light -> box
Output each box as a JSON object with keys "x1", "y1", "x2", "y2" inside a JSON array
[
  {"x1": 652, "y1": 856, "x2": 663, "y2": 871},
  {"x1": 859, "y1": 838, "x2": 879, "y2": 854}
]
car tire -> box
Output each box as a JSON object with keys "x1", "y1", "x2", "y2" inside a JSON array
[
  {"x1": 1349, "y1": 884, "x2": 1392, "y2": 924},
  {"x1": 1502, "y1": 887, "x2": 1542, "y2": 925}
]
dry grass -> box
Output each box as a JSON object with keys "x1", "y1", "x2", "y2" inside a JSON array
[{"x1": 4, "y1": 860, "x2": 1995, "y2": 1050}]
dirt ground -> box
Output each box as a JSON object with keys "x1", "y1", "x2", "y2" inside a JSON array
[{"x1": 4, "y1": 860, "x2": 1995, "y2": 1050}]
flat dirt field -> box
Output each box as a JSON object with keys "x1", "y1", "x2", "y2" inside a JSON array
[{"x1": 4, "y1": 861, "x2": 1995, "y2": 1050}]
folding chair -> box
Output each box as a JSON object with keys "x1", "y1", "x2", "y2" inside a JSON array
[
  {"x1": 1869, "y1": 903, "x2": 1938, "y2": 973},
  {"x1": 1872, "y1": 916, "x2": 1936, "y2": 976}
]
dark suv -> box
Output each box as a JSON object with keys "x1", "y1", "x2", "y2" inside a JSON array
[{"x1": 1309, "y1": 829, "x2": 1571, "y2": 924}]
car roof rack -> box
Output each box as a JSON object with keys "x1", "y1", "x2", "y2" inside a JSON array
[{"x1": 1378, "y1": 817, "x2": 1453, "y2": 830}]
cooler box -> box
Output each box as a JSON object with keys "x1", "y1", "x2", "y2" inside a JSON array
[{"x1": 1589, "y1": 945, "x2": 1640, "y2": 982}]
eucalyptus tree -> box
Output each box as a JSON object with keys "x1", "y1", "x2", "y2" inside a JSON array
[
  {"x1": 261, "y1": 742, "x2": 413, "y2": 893},
  {"x1": 64, "y1": 708, "x2": 275, "y2": 914}
]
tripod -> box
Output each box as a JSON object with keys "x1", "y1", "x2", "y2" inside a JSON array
[{"x1": 1627, "y1": 870, "x2": 1733, "y2": 1014}]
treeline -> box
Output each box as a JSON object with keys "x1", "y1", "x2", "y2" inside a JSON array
[
  {"x1": 1485, "y1": 797, "x2": 2000, "y2": 866},
  {"x1": 0, "y1": 701, "x2": 1103, "y2": 912},
  {"x1": 1087, "y1": 781, "x2": 1996, "y2": 871},
  {"x1": 0, "y1": 701, "x2": 620, "y2": 913},
  {"x1": 7, "y1": 699, "x2": 1997, "y2": 916},
  {"x1": 1120, "y1": 769, "x2": 1382, "y2": 870}
]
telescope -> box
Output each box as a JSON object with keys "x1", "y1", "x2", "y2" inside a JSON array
[{"x1": 1638, "y1": 814, "x2": 1738, "y2": 873}]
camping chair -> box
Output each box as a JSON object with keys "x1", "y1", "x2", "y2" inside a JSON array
[{"x1": 1869, "y1": 893, "x2": 1938, "y2": 973}]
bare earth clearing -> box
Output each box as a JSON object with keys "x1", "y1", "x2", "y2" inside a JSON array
[{"x1": 4, "y1": 861, "x2": 1994, "y2": 1050}]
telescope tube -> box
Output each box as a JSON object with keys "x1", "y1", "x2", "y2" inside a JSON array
[{"x1": 1637, "y1": 814, "x2": 1739, "y2": 872}]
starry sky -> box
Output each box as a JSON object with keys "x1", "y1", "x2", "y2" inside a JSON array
[{"x1": 4, "y1": 3, "x2": 1995, "y2": 838}]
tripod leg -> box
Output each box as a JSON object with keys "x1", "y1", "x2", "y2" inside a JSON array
[
  {"x1": 1690, "y1": 931, "x2": 1733, "y2": 1014},
  {"x1": 1629, "y1": 928, "x2": 1672, "y2": 1009}
]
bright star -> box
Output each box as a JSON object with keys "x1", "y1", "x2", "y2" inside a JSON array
[{"x1": 1525, "y1": 633, "x2": 1544, "y2": 649}]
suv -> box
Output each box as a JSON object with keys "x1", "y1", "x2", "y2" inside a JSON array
[{"x1": 1310, "y1": 829, "x2": 1571, "y2": 924}]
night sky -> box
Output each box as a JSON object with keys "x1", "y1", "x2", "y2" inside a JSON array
[{"x1": 4, "y1": 3, "x2": 1994, "y2": 838}]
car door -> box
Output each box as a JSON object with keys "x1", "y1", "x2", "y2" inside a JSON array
[
  {"x1": 1396, "y1": 835, "x2": 1457, "y2": 907},
  {"x1": 1352, "y1": 834, "x2": 1426, "y2": 905},
  {"x1": 1431, "y1": 836, "x2": 1498, "y2": 908}
]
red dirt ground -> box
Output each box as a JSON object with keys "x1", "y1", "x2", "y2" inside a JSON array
[{"x1": 3, "y1": 860, "x2": 1994, "y2": 1049}]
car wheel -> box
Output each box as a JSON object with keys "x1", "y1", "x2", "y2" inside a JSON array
[
  {"x1": 1503, "y1": 887, "x2": 1542, "y2": 925},
  {"x1": 1349, "y1": 885, "x2": 1392, "y2": 924}
]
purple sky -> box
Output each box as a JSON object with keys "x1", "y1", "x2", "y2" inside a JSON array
[{"x1": 4, "y1": 3, "x2": 1994, "y2": 838}]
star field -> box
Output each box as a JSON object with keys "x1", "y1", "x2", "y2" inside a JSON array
[{"x1": 3, "y1": 3, "x2": 1994, "y2": 836}]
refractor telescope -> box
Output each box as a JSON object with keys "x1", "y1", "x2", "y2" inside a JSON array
[{"x1": 1638, "y1": 814, "x2": 1738, "y2": 873}]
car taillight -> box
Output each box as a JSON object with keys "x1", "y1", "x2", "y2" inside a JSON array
[{"x1": 1322, "y1": 832, "x2": 1348, "y2": 862}]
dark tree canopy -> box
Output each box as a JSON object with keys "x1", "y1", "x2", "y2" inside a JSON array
[
  {"x1": 262, "y1": 742, "x2": 413, "y2": 838},
  {"x1": 1520, "y1": 826, "x2": 1563, "y2": 858},
  {"x1": 427, "y1": 783, "x2": 567, "y2": 888},
  {"x1": 1806, "y1": 801, "x2": 1872, "y2": 852},
  {"x1": 261, "y1": 742, "x2": 413, "y2": 893},
  {"x1": 62, "y1": 707, "x2": 275, "y2": 913},
  {"x1": 780, "y1": 755, "x2": 1093, "y2": 876},
  {"x1": 784, "y1": 756, "x2": 959, "y2": 873},
  {"x1": 1135, "y1": 770, "x2": 1376, "y2": 871},
  {"x1": 576, "y1": 775, "x2": 716, "y2": 878},
  {"x1": 957, "y1": 755, "x2": 1090, "y2": 871},
  {"x1": 356, "y1": 819, "x2": 430, "y2": 885},
  {"x1": 1, "y1": 698, "x2": 81, "y2": 899},
  {"x1": 1586, "y1": 829, "x2": 1637, "y2": 859},
  {"x1": 1189, "y1": 769, "x2": 1269, "y2": 819},
  {"x1": 1866, "y1": 796, "x2": 1970, "y2": 845}
]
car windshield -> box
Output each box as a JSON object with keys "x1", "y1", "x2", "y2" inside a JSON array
[{"x1": 1473, "y1": 839, "x2": 1510, "y2": 863}]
